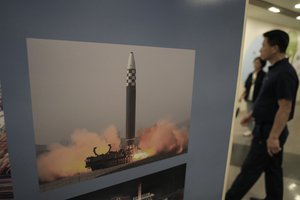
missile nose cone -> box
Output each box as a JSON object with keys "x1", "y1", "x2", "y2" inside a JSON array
[{"x1": 127, "y1": 52, "x2": 135, "y2": 69}]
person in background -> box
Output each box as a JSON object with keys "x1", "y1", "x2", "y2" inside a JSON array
[
  {"x1": 239, "y1": 57, "x2": 267, "y2": 136},
  {"x1": 226, "y1": 29, "x2": 299, "y2": 200}
]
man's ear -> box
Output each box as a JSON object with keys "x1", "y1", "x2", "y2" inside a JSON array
[{"x1": 272, "y1": 45, "x2": 280, "y2": 53}]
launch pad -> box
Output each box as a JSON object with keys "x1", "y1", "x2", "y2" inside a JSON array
[{"x1": 39, "y1": 149, "x2": 186, "y2": 192}]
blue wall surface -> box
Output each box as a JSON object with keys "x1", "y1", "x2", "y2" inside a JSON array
[{"x1": 0, "y1": 1, "x2": 245, "y2": 199}]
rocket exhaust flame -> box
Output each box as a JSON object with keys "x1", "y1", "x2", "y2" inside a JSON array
[{"x1": 132, "y1": 150, "x2": 149, "y2": 161}]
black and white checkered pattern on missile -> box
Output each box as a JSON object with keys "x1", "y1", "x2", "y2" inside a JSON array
[{"x1": 127, "y1": 69, "x2": 136, "y2": 86}]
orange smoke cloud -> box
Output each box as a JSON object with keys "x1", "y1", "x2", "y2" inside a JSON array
[
  {"x1": 138, "y1": 120, "x2": 188, "y2": 156},
  {"x1": 37, "y1": 125, "x2": 121, "y2": 182},
  {"x1": 38, "y1": 120, "x2": 188, "y2": 182}
]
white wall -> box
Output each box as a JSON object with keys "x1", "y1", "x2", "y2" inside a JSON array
[{"x1": 238, "y1": 17, "x2": 300, "y2": 111}]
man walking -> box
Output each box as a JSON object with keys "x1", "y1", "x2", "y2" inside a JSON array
[{"x1": 226, "y1": 30, "x2": 299, "y2": 200}]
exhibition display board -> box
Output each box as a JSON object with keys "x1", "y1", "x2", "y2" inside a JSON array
[{"x1": 0, "y1": 1, "x2": 246, "y2": 199}]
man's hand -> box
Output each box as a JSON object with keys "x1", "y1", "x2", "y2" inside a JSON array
[
  {"x1": 266, "y1": 99, "x2": 291, "y2": 157},
  {"x1": 267, "y1": 137, "x2": 281, "y2": 156},
  {"x1": 240, "y1": 112, "x2": 253, "y2": 127}
]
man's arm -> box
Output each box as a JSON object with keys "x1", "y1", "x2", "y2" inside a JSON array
[{"x1": 267, "y1": 99, "x2": 292, "y2": 156}]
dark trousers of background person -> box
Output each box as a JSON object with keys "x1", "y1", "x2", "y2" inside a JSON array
[{"x1": 225, "y1": 123, "x2": 288, "y2": 200}]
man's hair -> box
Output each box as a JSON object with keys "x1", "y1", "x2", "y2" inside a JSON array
[
  {"x1": 254, "y1": 57, "x2": 267, "y2": 68},
  {"x1": 263, "y1": 29, "x2": 289, "y2": 53}
]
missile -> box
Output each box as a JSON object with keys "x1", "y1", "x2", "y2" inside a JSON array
[{"x1": 126, "y1": 52, "x2": 136, "y2": 146}]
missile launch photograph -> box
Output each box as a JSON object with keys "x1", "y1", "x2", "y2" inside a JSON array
[
  {"x1": 26, "y1": 38, "x2": 195, "y2": 191},
  {"x1": 69, "y1": 164, "x2": 186, "y2": 200}
]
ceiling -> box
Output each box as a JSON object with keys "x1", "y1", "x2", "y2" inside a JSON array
[{"x1": 247, "y1": 0, "x2": 300, "y2": 30}]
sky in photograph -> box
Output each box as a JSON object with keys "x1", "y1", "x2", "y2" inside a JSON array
[{"x1": 27, "y1": 39, "x2": 195, "y2": 145}]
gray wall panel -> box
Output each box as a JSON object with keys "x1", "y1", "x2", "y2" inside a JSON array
[{"x1": 0, "y1": 0, "x2": 246, "y2": 199}]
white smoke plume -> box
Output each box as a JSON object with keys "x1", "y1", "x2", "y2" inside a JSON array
[{"x1": 37, "y1": 125, "x2": 121, "y2": 182}]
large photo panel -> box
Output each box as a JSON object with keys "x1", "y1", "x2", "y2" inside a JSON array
[
  {"x1": 0, "y1": 1, "x2": 246, "y2": 199},
  {"x1": 26, "y1": 38, "x2": 195, "y2": 191}
]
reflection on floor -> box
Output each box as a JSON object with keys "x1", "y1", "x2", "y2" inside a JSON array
[
  {"x1": 227, "y1": 166, "x2": 300, "y2": 200},
  {"x1": 226, "y1": 102, "x2": 300, "y2": 200}
]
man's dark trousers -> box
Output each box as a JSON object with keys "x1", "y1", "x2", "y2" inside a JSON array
[{"x1": 225, "y1": 123, "x2": 288, "y2": 200}]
